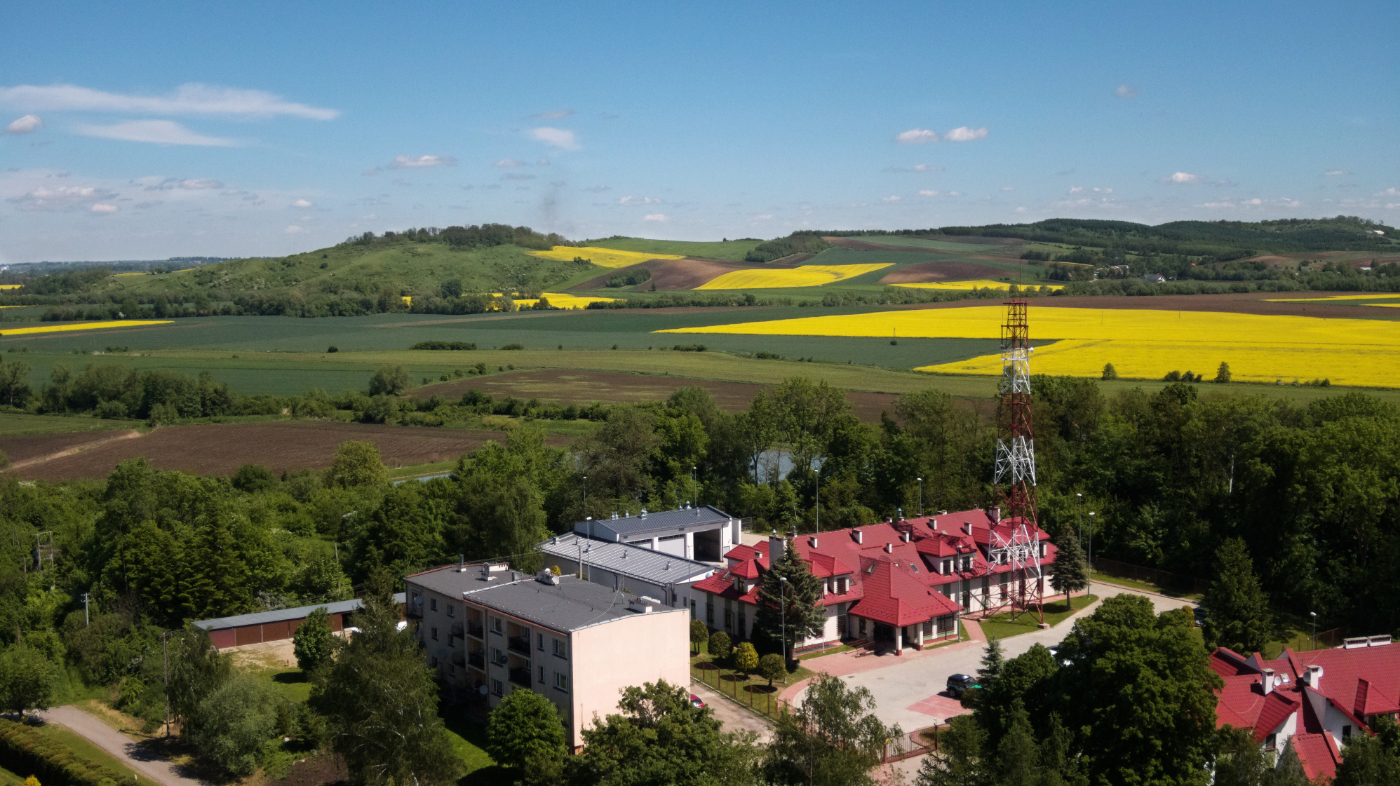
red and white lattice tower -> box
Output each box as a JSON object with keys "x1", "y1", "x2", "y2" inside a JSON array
[{"x1": 988, "y1": 298, "x2": 1045, "y2": 622}]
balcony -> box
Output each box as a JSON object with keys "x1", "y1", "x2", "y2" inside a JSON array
[
  {"x1": 509, "y1": 667, "x2": 531, "y2": 688},
  {"x1": 451, "y1": 650, "x2": 465, "y2": 667},
  {"x1": 468, "y1": 650, "x2": 484, "y2": 670},
  {"x1": 466, "y1": 620, "x2": 484, "y2": 639},
  {"x1": 450, "y1": 622, "x2": 464, "y2": 637},
  {"x1": 507, "y1": 635, "x2": 531, "y2": 655}
]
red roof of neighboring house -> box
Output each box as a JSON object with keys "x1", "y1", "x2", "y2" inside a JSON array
[
  {"x1": 1291, "y1": 733, "x2": 1342, "y2": 781},
  {"x1": 696, "y1": 510, "x2": 1054, "y2": 627}
]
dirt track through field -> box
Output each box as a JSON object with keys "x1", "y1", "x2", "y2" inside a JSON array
[
  {"x1": 4, "y1": 420, "x2": 567, "y2": 481},
  {"x1": 411, "y1": 369, "x2": 902, "y2": 424}
]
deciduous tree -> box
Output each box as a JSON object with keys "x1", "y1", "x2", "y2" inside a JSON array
[
  {"x1": 293, "y1": 607, "x2": 335, "y2": 673},
  {"x1": 486, "y1": 689, "x2": 566, "y2": 774}
]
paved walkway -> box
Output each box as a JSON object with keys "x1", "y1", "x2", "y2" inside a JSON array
[
  {"x1": 37, "y1": 706, "x2": 199, "y2": 786},
  {"x1": 690, "y1": 682, "x2": 774, "y2": 743}
]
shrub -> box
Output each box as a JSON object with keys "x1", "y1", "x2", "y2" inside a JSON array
[
  {"x1": 326, "y1": 345, "x2": 339, "y2": 353},
  {"x1": 671, "y1": 344, "x2": 707, "y2": 352},
  {"x1": 0, "y1": 719, "x2": 130, "y2": 786},
  {"x1": 1101, "y1": 363, "x2": 1118, "y2": 381},
  {"x1": 500, "y1": 343, "x2": 525, "y2": 351},
  {"x1": 708, "y1": 631, "x2": 731, "y2": 662},
  {"x1": 759, "y1": 653, "x2": 786, "y2": 687},
  {"x1": 410, "y1": 341, "x2": 477, "y2": 351},
  {"x1": 733, "y1": 642, "x2": 759, "y2": 675}
]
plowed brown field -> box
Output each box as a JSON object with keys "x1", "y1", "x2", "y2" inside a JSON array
[
  {"x1": 3, "y1": 420, "x2": 567, "y2": 481},
  {"x1": 411, "y1": 369, "x2": 901, "y2": 424},
  {"x1": 571, "y1": 256, "x2": 809, "y2": 291},
  {"x1": 878, "y1": 260, "x2": 1013, "y2": 283}
]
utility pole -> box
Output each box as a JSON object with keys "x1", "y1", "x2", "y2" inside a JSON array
[
  {"x1": 815, "y1": 466, "x2": 821, "y2": 534},
  {"x1": 917, "y1": 477, "x2": 923, "y2": 517},
  {"x1": 162, "y1": 631, "x2": 171, "y2": 738},
  {"x1": 1087, "y1": 512, "x2": 1096, "y2": 594},
  {"x1": 691, "y1": 466, "x2": 697, "y2": 508},
  {"x1": 1310, "y1": 611, "x2": 1317, "y2": 650},
  {"x1": 82, "y1": 593, "x2": 90, "y2": 626},
  {"x1": 779, "y1": 576, "x2": 788, "y2": 666}
]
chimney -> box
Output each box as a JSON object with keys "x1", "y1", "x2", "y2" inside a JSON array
[
  {"x1": 1307, "y1": 665, "x2": 1323, "y2": 690},
  {"x1": 457, "y1": 554, "x2": 465, "y2": 572},
  {"x1": 930, "y1": 519, "x2": 938, "y2": 531},
  {"x1": 884, "y1": 542, "x2": 894, "y2": 554},
  {"x1": 1262, "y1": 668, "x2": 1275, "y2": 695},
  {"x1": 769, "y1": 530, "x2": 785, "y2": 565},
  {"x1": 902, "y1": 530, "x2": 912, "y2": 543},
  {"x1": 990, "y1": 507, "x2": 1002, "y2": 523},
  {"x1": 628, "y1": 596, "x2": 657, "y2": 614},
  {"x1": 853, "y1": 529, "x2": 863, "y2": 545},
  {"x1": 963, "y1": 521, "x2": 973, "y2": 536},
  {"x1": 809, "y1": 536, "x2": 819, "y2": 548}
]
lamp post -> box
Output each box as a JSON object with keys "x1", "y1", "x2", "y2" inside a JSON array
[
  {"x1": 780, "y1": 576, "x2": 788, "y2": 666},
  {"x1": 1310, "y1": 611, "x2": 1317, "y2": 650},
  {"x1": 917, "y1": 477, "x2": 923, "y2": 517},
  {"x1": 1087, "y1": 512, "x2": 1095, "y2": 594},
  {"x1": 815, "y1": 466, "x2": 821, "y2": 534},
  {"x1": 1075, "y1": 493, "x2": 1083, "y2": 545},
  {"x1": 692, "y1": 465, "x2": 697, "y2": 507},
  {"x1": 582, "y1": 474, "x2": 587, "y2": 514}
]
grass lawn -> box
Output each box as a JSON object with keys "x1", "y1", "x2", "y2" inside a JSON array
[
  {"x1": 979, "y1": 595, "x2": 1098, "y2": 641},
  {"x1": 690, "y1": 641, "x2": 809, "y2": 721},
  {"x1": 440, "y1": 711, "x2": 510, "y2": 786},
  {"x1": 1089, "y1": 571, "x2": 1203, "y2": 602}
]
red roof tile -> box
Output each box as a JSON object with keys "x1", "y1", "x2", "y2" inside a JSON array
[{"x1": 1291, "y1": 733, "x2": 1341, "y2": 781}]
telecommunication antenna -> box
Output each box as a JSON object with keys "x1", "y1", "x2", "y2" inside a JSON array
[
  {"x1": 987, "y1": 297, "x2": 1045, "y2": 623},
  {"x1": 34, "y1": 531, "x2": 56, "y2": 571}
]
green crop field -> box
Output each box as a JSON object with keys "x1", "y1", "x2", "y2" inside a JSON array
[
  {"x1": 586, "y1": 237, "x2": 763, "y2": 260},
  {"x1": 853, "y1": 235, "x2": 1022, "y2": 253}
]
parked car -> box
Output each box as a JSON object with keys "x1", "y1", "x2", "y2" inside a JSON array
[
  {"x1": 946, "y1": 673, "x2": 979, "y2": 698},
  {"x1": 1194, "y1": 607, "x2": 1207, "y2": 628},
  {"x1": 689, "y1": 693, "x2": 705, "y2": 709}
]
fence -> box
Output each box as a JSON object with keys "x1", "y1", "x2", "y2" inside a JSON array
[
  {"x1": 690, "y1": 662, "x2": 786, "y2": 719},
  {"x1": 1091, "y1": 557, "x2": 1210, "y2": 596}
]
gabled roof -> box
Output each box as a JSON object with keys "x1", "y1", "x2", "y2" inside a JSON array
[
  {"x1": 193, "y1": 593, "x2": 406, "y2": 631},
  {"x1": 848, "y1": 558, "x2": 961, "y2": 627},
  {"x1": 1291, "y1": 733, "x2": 1342, "y2": 781}
]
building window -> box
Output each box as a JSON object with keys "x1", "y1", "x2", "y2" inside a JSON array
[
  {"x1": 449, "y1": 664, "x2": 456, "y2": 676},
  {"x1": 492, "y1": 617, "x2": 503, "y2": 634},
  {"x1": 491, "y1": 647, "x2": 503, "y2": 666},
  {"x1": 1265, "y1": 733, "x2": 1277, "y2": 751},
  {"x1": 539, "y1": 665, "x2": 546, "y2": 684},
  {"x1": 1343, "y1": 725, "x2": 1352, "y2": 740},
  {"x1": 431, "y1": 627, "x2": 438, "y2": 641},
  {"x1": 430, "y1": 598, "x2": 438, "y2": 612},
  {"x1": 706, "y1": 601, "x2": 714, "y2": 624},
  {"x1": 447, "y1": 605, "x2": 454, "y2": 618},
  {"x1": 430, "y1": 656, "x2": 439, "y2": 667},
  {"x1": 724, "y1": 609, "x2": 733, "y2": 629},
  {"x1": 491, "y1": 679, "x2": 503, "y2": 697},
  {"x1": 553, "y1": 639, "x2": 568, "y2": 659},
  {"x1": 538, "y1": 633, "x2": 545, "y2": 651},
  {"x1": 555, "y1": 673, "x2": 569, "y2": 692}
]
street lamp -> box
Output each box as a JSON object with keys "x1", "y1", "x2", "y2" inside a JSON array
[
  {"x1": 1310, "y1": 611, "x2": 1318, "y2": 650},
  {"x1": 1075, "y1": 493, "x2": 1083, "y2": 545},
  {"x1": 815, "y1": 466, "x2": 821, "y2": 534},
  {"x1": 780, "y1": 576, "x2": 788, "y2": 666},
  {"x1": 917, "y1": 477, "x2": 923, "y2": 517},
  {"x1": 691, "y1": 465, "x2": 697, "y2": 507},
  {"x1": 1087, "y1": 512, "x2": 1095, "y2": 594}
]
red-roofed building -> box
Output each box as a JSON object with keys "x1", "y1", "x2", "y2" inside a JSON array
[
  {"x1": 694, "y1": 508, "x2": 1055, "y2": 654},
  {"x1": 1209, "y1": 636, "x2": 1400, "y2": 781}
]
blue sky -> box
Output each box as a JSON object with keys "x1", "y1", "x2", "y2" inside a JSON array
[{"x1": 2, "y1": 0, "x2": 1397, "y2": 262}]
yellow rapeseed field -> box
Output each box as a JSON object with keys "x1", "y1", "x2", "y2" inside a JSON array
[
  {"x1": 697, "y1": 264, "x2": 891, "y2": 290},
  {"x1": 513, "y1": 293, "x2": 618, "y2": 310},
  {"x1": 0, "y1": 284, "x2": 21, "y2": 290},
  {"x1": 658, "y1": 305, "x2": 1400, "y2": 387},
  {"x1": 531, "y1": 246, "x2": 684, "y2": 269},
  {"x1": 0, "y1": 320, "x2": 173, "y2": 337},
  {"x1": 892, "y1": 280, "x2": 1063, "y2": 292}
]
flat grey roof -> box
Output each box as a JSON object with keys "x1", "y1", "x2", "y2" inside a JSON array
[
  {"x1": 407, "y1": 568, "x2": 681, "y2": 633},
  {"x1": 540, "y1": 533, "x2": 714, "y2": 585},
  {"x1": 193, "y1": 593, "x2": 406, "y2": 631},
  {"x1": 577, "y1": 504, "x2": 732, "y2": 539}
]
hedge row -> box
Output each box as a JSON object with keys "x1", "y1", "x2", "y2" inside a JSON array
[{"x1": 0, "y1": 719, "x2": 132, "y2": 786}]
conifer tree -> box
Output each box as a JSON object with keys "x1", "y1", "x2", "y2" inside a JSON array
[
  {"x1": 1202, "y1": 538, "x2": 1271, "y2": 654},
  {"x1": 753, "y1": 541, "x2": 825, "y2": 662},
  {"x1": 1049, "y1": 529, "x2": 1089, "y2": 606}
]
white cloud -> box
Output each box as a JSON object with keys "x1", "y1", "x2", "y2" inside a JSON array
[
  {"x1": 530, "y1": 127, "x2": 579, "y2": 150},
  {"x1": 132, "y1": 177, "x2": 225, "y2": 190},
  {"x1": 1071, "y1": 186, "x2": 1113, "y2": 194},
  {"x1": 754, "y1": 214, "x2": 774, "y2": 220},
  {"x1": 643, "y1": 214, "x2": 667, "y2": 222},
  {"x1": 944, "y1": 126, "x2": 988, "y2": 142},
  {"x1": 1001, "y1": 186, "x2": 1015, "y2": 192},
  {"x1": 896, "y1": 128, "x2": 938, "y2": 144},
  {"x1": 1378, "y1": 187, "x2": 1400, "y2": 196},
  {"x1": 4, "y1": 114, "x2": 41, "y2": 134},
  {"x1": 619, "y1": 195, "x2": 661, "y2": 205},
  {"x1": 882, "y1": 195, "x2": 902, "y2": 203},
  {"x1": 536, "y1": 158, "x2": 550, "y2": 166},
  {"x1": 1069, "y1": 186, "x2": 1083, "y2": 194},
  {"x1": 391, "y1": 155, "x2": 455, "y2": 169},
  {"x1": 914, "y1": 164, "x2": 942, "y2": 172},
  {"x1": 917, "y1": 190, "x2": 940, "y2": 197},
  {"x1": 0, "y1": 83, "x2": 338, "y2": 119},
  {"x1": 1200, "y1": 201, "x2": 1233, "y2": 208},
  {"x1": 75, "y1": 120, "x2": 239, "y2": 146},
  {"x1": 293, "y1": 198, "x2": 313, "y2": 208},
  {"x1": 8, "y1": 185, "x2": 118, "y2": 211},
  {"x1": 534, "y1": 109, "x2": 574, "y2": 119},
  {"x1": 90, "y1": 203, "x2": 117, "y2": 213},
  {"x1": 1114, "y1": 84, "x2": 1139, "y2": 98},
  {"x1": 285, "y1": 225, "x2": 304, "y2": 234},
  {"x1": 1016, "y1": 206, "x2": 1027, "y2": 213},
  {"x1": 494, "y1": 158, "x2": 526, "y2": 168},
  {"x1": 1325, "y1": 169, "x2": 1350, "y2": 176},
  {"x1": 1167, "y1": 172, "x2": 1202, "y2": 184},
  {"x1": 948, "y1": 191, "x2": 962, "y2": 196}
]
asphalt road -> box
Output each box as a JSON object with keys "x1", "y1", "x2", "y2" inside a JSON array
[
  {"x1": 37, "y1": 706, "x2": 198, "y2": 786},
  {"x1": 838, "y1": 585, "x2": 1195, "y2": 733}
]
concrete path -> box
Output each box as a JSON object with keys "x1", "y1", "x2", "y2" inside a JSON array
[
  {"x1": 37, "y1": 706, "x2": 200, "y2": 786},
  {"x1": 690, "y1": 681, "x2": 774, "y2": 743},
  {"x1": 791, "y1": 585, "x2": 1194, "y2": 734}
]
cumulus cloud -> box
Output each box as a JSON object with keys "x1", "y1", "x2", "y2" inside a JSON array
[
  {"x1": 944, "y1": 126, "x2": 988, "y2": 142},
  {"x1": 133, "y1": 177, "x2": 224, "y2": 191},
  {"x1": 917, "y1": 190, "x2": 941, "y2": 197},
  {"x1": 619, "y1": 195, "x2": 661, "y2": 205},
  {"x1": 90, "y1": 203, "x2": 117, "y2": 213},
  {"x1": 8, "y1": 185, "x2": 118, "y2": 211},
  {"x1": 534, "y1": 109, "x2": 574, "y2": 119},
  {"x1": 1166, "y1": 172, "x2": 1202, "y2": 184},
  {"x1": 1016, "y1": 206, "x2": 1027, "y2": 213},
  {"x1": 1070, "y1": 186, "x2": 1113, "y2": 194},
  {"x1": 1325, "y1": 169, "x2": 1350, "y2": 176},
  {"x1": 643, "y1": 214, "x2": 667, "y2": 222},
  {"x1": 391, "y1": 155, "x2": 455, "y2": 169},
  {"x1": 882, "y1": 195, "x2": 902, "y2": 203},
  {"x1": 530, "y1": 127, "x2": 579, "y2": 150},
  {"x1": 1378, "y1": 187, "x2": 1400, "y2": 196},
  {"x1": 75, "y1": 120, "x2": 239, "y2": 146},
  {"x1": 896, "y1": 128, "x2": 938, "y2": 144},
  {"x1": 4, "y1": 114, "x2": 41, "y2": 134},
  {"x1": 0, "y1": 83, "x2": 338, "y2": 119},
  {"x1": 494, "y1": 159, "x2": 526, "y2": 168},
  {"x1": 1114, "y1": 84, "x2": 1139, "y2": 98},
  {"x1": 293, "y1": 198, "x2": 313, "y2": 208}
]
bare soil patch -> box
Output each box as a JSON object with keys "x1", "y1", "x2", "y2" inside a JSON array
[
  {"x1": 0, "y1": 429, "x2": 139, "y2": 465},
  {"x1": 572, "y1": 257, "x2": 786, "y2": 291},
  {"x1": 7, "y1": 421, "x2": 566, "y2": 481},
  {"x1": 878, "y1": 260, "x2": 1013, "y2": 283},
  {"x1": 411, "y1": 369, "x2": 900, "y2": 424},
  {"x1": 270, "y1": 753, "x2": 347, "y2": 786}
]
